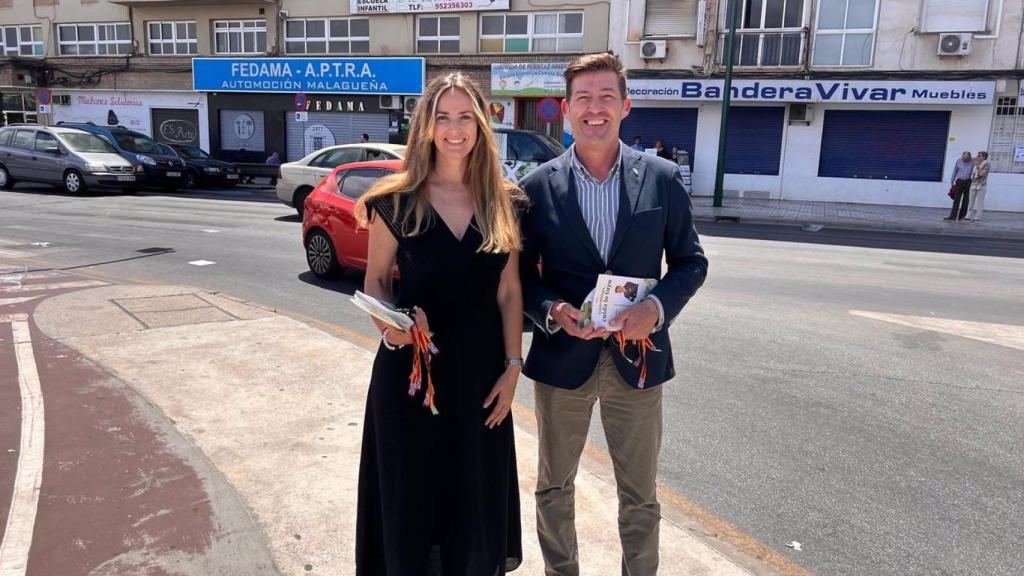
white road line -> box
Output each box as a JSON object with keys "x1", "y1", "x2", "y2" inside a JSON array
[
  {"x1": 1, "y1": 280, "x2": 107, "y2": 294},
  {"x1": 188, "y1": 260, "x2": 216, "y2": 267},
  {"x1": 0, "y1": 316, "x2": 45, "y2": 576},
  {"x1": 0, "y1": 297, "x2": 41, "y2": 307},
  {"x1": 851, "y1": 310, "x2": 1024, "y2": 351}
]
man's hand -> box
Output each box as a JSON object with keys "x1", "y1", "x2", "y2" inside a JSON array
[
  {"x1": 609, "y1": 299, "x2": 660, "y2": 341},
  {"x1": 551, "y1": 301, "x2": 606, "y2": 340}
]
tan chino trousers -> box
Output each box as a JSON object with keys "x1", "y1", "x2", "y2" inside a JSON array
[{"x1": 534, "y1": 350, "x2": 664, "y2": 576}]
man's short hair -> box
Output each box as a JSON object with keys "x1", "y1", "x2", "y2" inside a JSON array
[
  {"x1": 564, "y1": 52, "x2": 628, "y2": 100},
  {"x1": 979, "y1": 151, "x2": 989, "y2": 159}
]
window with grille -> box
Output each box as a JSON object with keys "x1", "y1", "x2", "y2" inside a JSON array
[
  {"x1": 147, "y1": 21, "x2": 197, "y2": 55},
  {"x1": 480, "y1": 12, "x2": 583, "y2": 53},
  {"x1": 213, "y1": 20, "x2": 267, "y2": 55},
  {"x1": 813, "y1": 0, "x2": 877, "y2": 66},
  {"x1": 57, "y1": 23, "x2": 132, "y2": 56},
  {"x1": 1, "y1": 26, "x2": 43, "y2": 57},
  {"x1": 720, "y1": 0, "x2": 806, "y2": 66},
  {"x1": 989, "y1": 96, "x2": 1024, "y2": 173},
  {"x1": 285, "y1": 18, "x2": 369, "y2": 54},
  {"x1": 417, "y1": 16, "x2": 460, "y2": 53}
]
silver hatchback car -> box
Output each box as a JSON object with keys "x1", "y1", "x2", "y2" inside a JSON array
[{"x1": 0, "y1": 124, "x2": 142, "y2": 194}]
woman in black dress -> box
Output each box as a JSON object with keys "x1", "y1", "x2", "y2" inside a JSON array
[{"x1": 353, "y1": 72, "x2": 524, "y2": 575}]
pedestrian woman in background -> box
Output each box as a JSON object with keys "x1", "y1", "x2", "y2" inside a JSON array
[
  {"x1": 353, "y1": 72, "x2": 524, "y2": 575},
  {"x1": 967, "y1": 151, "x2": 990, "y2": 222}
]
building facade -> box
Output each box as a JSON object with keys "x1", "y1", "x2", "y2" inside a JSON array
[
  {"x1": 1, "y1": 0, "x2": 609, "y2": 161},
  {"x1": 610, "y1": 0, "x2": 1024, "y2": 212}
]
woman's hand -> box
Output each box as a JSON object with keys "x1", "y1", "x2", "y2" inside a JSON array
[
  {"x1": 381, "y1": 306, "x2": 430, "y2": 348},
  {"x1": 483, "y1": 366, "x2": 519, "y2": 429}
]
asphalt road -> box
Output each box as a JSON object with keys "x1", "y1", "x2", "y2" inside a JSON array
[{"x1": 2, "y1": 185, "x2": 1022, "y2": 576}]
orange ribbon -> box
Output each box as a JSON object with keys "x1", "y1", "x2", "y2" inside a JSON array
[
  {"x1": 614, "y1": 332, "x2": 660, "y2": 389},
  {"x1": 408, "y1": 327, "x2": 440, "y2": 415}
]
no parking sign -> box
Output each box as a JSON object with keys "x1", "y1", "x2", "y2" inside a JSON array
[{"x1": 536, "y1": 97, "x2": 560, "y2": 124}]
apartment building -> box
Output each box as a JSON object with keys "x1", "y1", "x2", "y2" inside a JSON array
[
  {"x1": 610, "y1": 0, "x2": 1024, "y2": 211},
  {"x1": 0, "y1": 0, "x2": 608, "y2": 161}
]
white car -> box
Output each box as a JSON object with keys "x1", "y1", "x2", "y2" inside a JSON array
[{"x1": 276, "y1": 143, "x2": 406, "y2": 216}]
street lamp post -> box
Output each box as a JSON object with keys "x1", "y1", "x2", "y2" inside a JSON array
[{"x1": 713, "y1": 0, "x2": 741, "y2": 208}]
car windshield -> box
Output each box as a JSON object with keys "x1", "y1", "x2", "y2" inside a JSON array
[
  {"x1": 113, "y1": 132, "x2": 161, "y2": 154},
  {"x1": 177, "y1": 146, "x2": 210, "y2": 160},
  {"x1": 537, "y1": 134, "x2": 565, "y2": 157},
  {"x1": 60, "y1": 132, "x2": 118, "y2": 154},
  {"x1": 157, "y1": 143, "x2": 178, "y2": 156}
]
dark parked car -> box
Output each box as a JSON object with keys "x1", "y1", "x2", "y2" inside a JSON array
[
  {"x1": 167, "y1": 144, "x2": 241, "y2": 188},
  {"x1": 56, "y1": 122, "x2": 186, "y2": 191}
]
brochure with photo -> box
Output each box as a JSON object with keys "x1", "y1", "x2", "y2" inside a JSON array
[
  {"x1": 578, "y1": 274, "x2": 658, "y2": 331},
  {"x1": 351, "y1": 291, "x2": 415, "y2": 331}
]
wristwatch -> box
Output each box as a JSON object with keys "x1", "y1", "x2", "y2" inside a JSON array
[{"x1": 504, "y1": 357, "x2": 524, "y2": 368}]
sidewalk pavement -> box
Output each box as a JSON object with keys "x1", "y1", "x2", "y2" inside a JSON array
[
  {"x1": 690, "y1": 196, "x2": 1023, "y2": 239},
  {"x1": 32, "y1": 283, "x2": 798, "y2": 576}
]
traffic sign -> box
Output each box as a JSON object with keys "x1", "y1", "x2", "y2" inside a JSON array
[
  {"x1": 35, "y1": 88, "x2": 52, "y2": 105},
  {"x1": 536, "y1": 97, "x2": 560, "y2": 123},
  {"x1": 294, "y1": 92, "x2": 307, "y2": 112}
]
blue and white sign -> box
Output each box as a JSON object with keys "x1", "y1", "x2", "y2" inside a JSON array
[
  {"x1": 628, "y1": 79, "x2": 995, "y2": 105},
  {"x1": 193, "y1": 58, "x2": 425, "y2": 95}
]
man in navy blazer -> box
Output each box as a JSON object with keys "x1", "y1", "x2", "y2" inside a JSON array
[{"x1": 519, "y1": 53, "x2": 708, "y2": 576}]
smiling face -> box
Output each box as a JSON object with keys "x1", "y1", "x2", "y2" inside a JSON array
[
  {"x1": 432, "y1": 87, "x2": 478, "y2": 166},
  {"x1": 562, "y1": 70, "x2": 631, "y2": 153}
]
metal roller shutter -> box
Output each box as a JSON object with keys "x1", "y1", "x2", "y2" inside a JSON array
[
  {"x1": 151, "y1": 108, "x2": 200, "y2": 147},
  {"x1": 644, "y1": 0, "x2": 699, "y2": 37},
  {"x1": 818, "y1": 110, "x2": 950, "y2": 182},
  {"x1": 725, "y1": 106, "x2": 785, "y2": 175},
  {"x1": 619, "y1": 107, "x2": 698, "y2": 168},
  {"x1": 285, "y1": 112, "x2": 389, "y2": 161}
]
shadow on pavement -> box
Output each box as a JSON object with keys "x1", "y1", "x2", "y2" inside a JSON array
[
  {"x1": 297, "y1": 270, "x2": 363, "y2": 296},
  {"x1": 275, "y1": 214, "x2": 301, "y2": 223},
  {"x1": 699, "y1": 221, "x2": 1024, "y2": 259}
]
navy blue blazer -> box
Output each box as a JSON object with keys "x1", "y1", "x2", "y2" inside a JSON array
[{"x1": 519, "y1": 144, "x2": 708, "y2": 390}]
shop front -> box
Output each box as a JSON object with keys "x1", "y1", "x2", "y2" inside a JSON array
[
  {"x1": 193, "y1": 57, "x2": 423, "y2": 162},
  {"x1": 490, "y1": 62, "x2": 571, "y2": 145},
  {"x1": 51, "y1": 90, "x2": 209, "y2": 150},
  {"x1": 628, "y1": 78, "x2": 1010, "y2": 209}
]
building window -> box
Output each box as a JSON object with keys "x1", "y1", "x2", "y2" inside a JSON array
[
  {"x1": 719, "y1": 0, "x2": 806, "y2": 67},
  {"x1": 988, "y1": 96, "x2": 1024, "y2": 173},
  {"x1": 57, "y1": 23, "x2": 132, "y2": 56},
  {"x1": 285, "y1": 18, "x2": 369, "y2": 54},
  {"x1": 645, "y1": 0, "x2": 698, "y2": 37},
  {"x1": 147, "y1": 21, "x2": 197, "y2": 55},
  {"x1": 480, "y1": 12, "x2": 583, "y2": 53},
  {"x1": 213, "y1": 20, "x2": 267, "y2": 55},
  {"x1": 920, "y1": 0, "x2": 991, "y2": 33},
  {"x1": 2, "y1": 25, "x2": 44, "y2": 57},
  {"x1": 813, "y1": 0, "x2": 877, "y2": 66},
  {"x1": 417, "y1": 16, "x2": 460, "y2": 54}
]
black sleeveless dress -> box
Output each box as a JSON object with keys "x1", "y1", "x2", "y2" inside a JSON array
[{"x1": 356, "y1": 194, "x2": 522, "y2": 576}]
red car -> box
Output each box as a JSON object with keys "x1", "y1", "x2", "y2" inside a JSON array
[{"x1": 303, "y1": 159, "x2": 403, "y2": 279}]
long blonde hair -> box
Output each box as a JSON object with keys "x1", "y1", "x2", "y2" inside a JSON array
[{"x1": 355, "y1": 72, "x2": 524, "y2": 253}]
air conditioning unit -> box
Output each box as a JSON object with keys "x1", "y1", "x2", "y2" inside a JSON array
[
  {"x1": 278, "y1": 9, "x2": 289, "y2": 19},
  {"x1": 640, "y1": 40, "x2": 667, "y2": 60},
  {"x1": 379, "y1": 95, "x2": 401, "y2": 110},
  {"x1": 938, "y1": 33, "x2": 972, "y2": 56},
  {"x1": 404, "y1": 96, "x2": 418, "y2": 114},
  {"x1": 788, "y1": 102, "x2": 814, "y2": 124}
]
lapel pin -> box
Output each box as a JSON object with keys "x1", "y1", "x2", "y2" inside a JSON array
[{"x1": 632, "y1": 167, "x2": 640, "y2": 178}]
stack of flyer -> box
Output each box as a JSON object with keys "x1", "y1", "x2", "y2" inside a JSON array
[
  {"x1": 578, "y1": 274, "x2": 658, "y2": 330},
  {"x1": 351, "y1": 291, "x2": 415, "y2": 331}
]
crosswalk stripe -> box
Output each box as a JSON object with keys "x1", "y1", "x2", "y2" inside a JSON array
[
  {"x1": 0, "y1": 297, "x2": 41, "y2": 307},
  {"x1": 1, "y1": 280, "x2": 107, "y2": 293}
]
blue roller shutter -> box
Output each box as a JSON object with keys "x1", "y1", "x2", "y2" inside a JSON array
[
  {"x1": 725, "y1": 106, "x2": 785, "y2": 175},
  {"x1": 619, "y1": 108, "x2": 698, "y2": 168},
  {"x1": 818, "y1": 110, "x2": 950, "y2": 182}
]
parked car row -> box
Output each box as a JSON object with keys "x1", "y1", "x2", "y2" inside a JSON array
[{"x1": 0, "y1": 122, "x2": 242, "y2": 194}]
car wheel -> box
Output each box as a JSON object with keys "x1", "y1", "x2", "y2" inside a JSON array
[
  {"x1": 63, "y1": 170, "x2": 87, "y2": 194},
  {"x1": 0, "y1": 165, "x2": 13, "y2": 190},
  {"x1": 305, "y1": 229, "x2": 341, "y2": 279},
  {"x1": 184, "y1": 170, "x2": 198, "y2": 189},
  {"x1": 294, "y1": 187, "x2": 313, "y2": 218}
]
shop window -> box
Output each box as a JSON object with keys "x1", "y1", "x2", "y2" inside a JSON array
[
  {"x1": 1, "y1": 93, "x2": 38, "y2": 126},
  {"x1": 147, "y1": 20, "x2": 197, "y2": 56},
  {"x1": 480, "y1": 12, "x2": 582, "y2": 53},
  {"x1": 417, "y1": 16, "x2": 460, "y2": 54},
  {"x1": 2, "y1": 25, "x2": 43, "y2": 57},
  {"x1": 813, "y1": 0, "x2": 876, "y2": 66},
  {"x1": 719, "y1": 0, "x2": 806, "y2": 67},
  {"x1": 644, "y1": 0, "x2": 699, "y2": 37},
  {"x1": 213, "y1": 20, "x2": 267, "y2": 55},
  {"x1": 57, "y1": 22, "x2": 132, "y2": 56},
  {"x1": 285, "y1": 18, "x2": 369, "y2": 54}
]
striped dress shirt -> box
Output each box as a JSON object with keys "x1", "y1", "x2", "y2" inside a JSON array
[{"x1": 570, "y1": 145, "x2": 622, "y2": 264}]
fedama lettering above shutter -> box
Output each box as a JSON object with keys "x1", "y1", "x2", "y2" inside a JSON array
[{"x1": 643, "y1": 0, "x2": 699, "y2": 37}]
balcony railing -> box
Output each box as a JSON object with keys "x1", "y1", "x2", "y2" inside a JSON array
[{"x1": 717, "y1": 29, "x2": 806, "y2": 68}]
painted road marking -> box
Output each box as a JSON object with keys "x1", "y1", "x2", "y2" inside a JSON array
[
  {"x1": 0, "y1": 315, "x2": 45, "y2": 576},
  {"x1": 1, "y1": 280, "x2": 108, "y2": 294},
  {"x1": 851, "y1": 310, "x2": 1024, "y2": 351},
  {"x1": 0, "y1": 297, "x2": 41, "y2": 307},
  {"x1": 188, "y1": 260, "x2": 217, "y2": 267}
]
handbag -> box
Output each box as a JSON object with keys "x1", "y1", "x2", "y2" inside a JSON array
[{"x1": 948, "y1": 185, "x2": 956, "y2": 199}]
